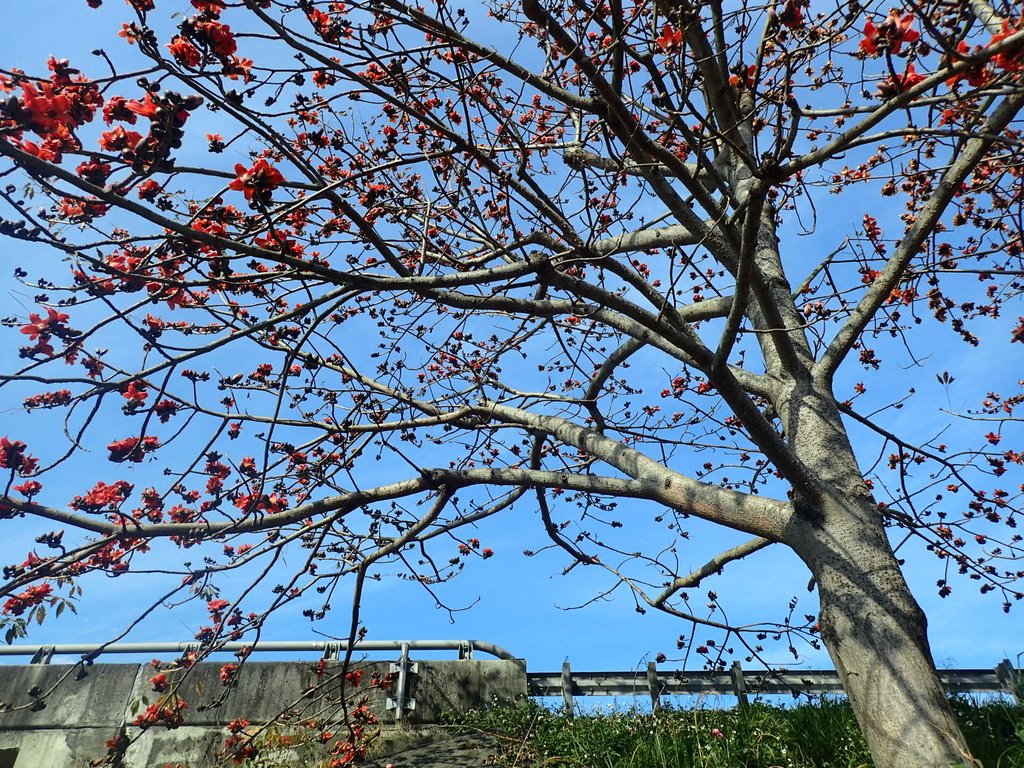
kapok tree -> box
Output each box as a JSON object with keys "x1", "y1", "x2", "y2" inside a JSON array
[{"x1": 0, "y1": 0, "x2": 1022, "y2": 765}]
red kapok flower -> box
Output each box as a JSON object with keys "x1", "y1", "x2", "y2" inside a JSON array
[
  {"x1": 20, "y1": 307, "x2": 70, "y2": 340},
  {"x1": 655, "y1": 23, "x2": 683, "y2": 53},
  {"x1": 123, "y1": 381, "x2": 148, "y2": 406},
  {"x1": 990, "y1": 19, "x2": 1024, "y2": 72},
  {"x1": 107, "y1": 435, "x2": 160, "y2": 463},
  {"x1": 193, "y1": 0, "x2": 227, "y2": 16},
  {"x1": 149, "y1": 673, "x2": 168, "y2": 692},
  {"x1": 779, "y1": 0, "x2": 806, "y2": 30},
  {"x1": 138, "y1": 179, "x2": 162, "y2": 200},
  {"x1": 945, "y1": 41, "x2": 992, "y2": 88},
  {"x1": 99, "y1": 126, "x2": 144, "y2": 153},
  {"x1": 0, "y1": 437, "x2": 29, "y2": 470},
  {"x1": 860, "y1": 11, "x2": 920, "y2": 56},
  {"x1": 229, "y1": 158, "x2": 285, "y2": 205},
  {"x1": 14, "y1": 480, "x2": 43, "y2": 498},
  {"x1": 168, "y1": 36, "x2": 203, "y2": 68},
  {"x1": 194, "y1": 20, "x2": 237, "y2": 57},
  {"x1": 876, "y1": 63, "x2": 926, "y2": 98},
  {"x1": 2, "y1": 583, "x2": 53, "y2": 616}
]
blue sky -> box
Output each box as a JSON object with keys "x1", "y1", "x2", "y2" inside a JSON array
[{"x1": 0, "y1": 0, "x2": 1021, "y2": 685}]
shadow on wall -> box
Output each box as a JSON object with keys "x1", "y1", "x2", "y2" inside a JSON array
[{"x1": 0, "y1": 659, "x2": 527, "y2": 768}]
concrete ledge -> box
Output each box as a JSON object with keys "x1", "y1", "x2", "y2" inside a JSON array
[
  {"x1": 410, "y1": 660, "x2": 527, "y2": 722},
  {"x1": 0, "y1": 658, "x2": 528, "y2": 766},
  {"x1": 0, "y1": 664, "x2": 142, "y2": 728}
]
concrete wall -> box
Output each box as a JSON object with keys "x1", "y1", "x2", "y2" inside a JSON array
[{"x1": 0, "y1": 658, "x2": 526, "y2": 767}]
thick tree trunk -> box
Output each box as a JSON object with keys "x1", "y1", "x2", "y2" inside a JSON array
[
  {"x1": 793, "y1": 502, "x2": 978, "y2": 768},
  {"x1": 772, "y1": 383, "x2": 978, "y2": 767}
]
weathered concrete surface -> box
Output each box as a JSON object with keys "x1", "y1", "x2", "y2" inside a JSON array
[
  {"x1": 0, "y1": 664, "x2": 141, "y2": 728},
  {"x1": 410, "y1": 660, "x2": 527, "y2": 722},
  {"x1": 0, "y1": 727, "x2": 114, "y2": 768},
  {"x1": 364, "y1": 730, "x2": 511, "y2": 768},
  {"x1": 148, "y1": 661, "x2": 391, "y2": 725},
  {"x1": 0, "y1": 659, "x2": 527, "y2": 766}
]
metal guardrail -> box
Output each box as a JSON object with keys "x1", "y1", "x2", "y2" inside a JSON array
[
  {"x1": 0, "y1": 639, "x2": 518, "y2": 721},
  {"x1": 534, "y1": 659, "x2": 1023, "y2": 713},
  {"x1": 0, "y1": 641, "x2": 1018, "y2": 716},
  {"x1": 0, "y1": 639, "x2": 518, "y2": 665}
]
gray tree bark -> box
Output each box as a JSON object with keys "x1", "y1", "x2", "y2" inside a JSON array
[
  {"x1": 798, "y1": 503, "x2": 977, "y2": 767},
  {"x1": 779, "y1": 385, "x2": 978, "y2": 767}
]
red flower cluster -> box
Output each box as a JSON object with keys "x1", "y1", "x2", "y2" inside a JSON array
[
  {"x1": 945, "y1": 42, "x2": 993, "y2": 88},
  {"x1": 137, "y1": 179, "x2": 162, "y2": 200},
  {"x1": 655, "y1": 24, "x2": 683, "y2": 53},
  {"x1": 728, "y1": 64, "x2": 756, "y2": 89},
  {"x1": 990, "y1": 19, "x2": 1024, "y2": 72},
  {"x1": 168, "y1": 36, "x2": 202, "y2": 67},
  {"x1": 14, "y1": 480, "x2": 43, "y2": 498},
  {"x1": 308, "y1": 8, "x2": 341, "y2": 43},
  {"x1": 2, "y1": 583, "x2": 53, "y2": 616},
  {"x1": 149, "y1": 673, "x2": 168, "y2": 692},
  {"x1": 229, "y1": 158, "x2": 286, "y2": 205},
  {"x1": 107, "y1": 435, "x2": 160, "y2": 463},
  {"x1": 72, "y1": 480, "x2": 134, "y2": 512},
  {"x1": 2, "y1": 60, "x2": 103, "y2": 162},
  {"x1": 14, "y1": 82, "x2": 77, "y2": 134},
  {"x1": 207, "y1": 598, "x2": 231, "y2": 621},
  {"x1": 132, "y1": 696, "x2": 187, "y2": 729},
  {"x1": 779, "y1": 0, "x2": 807, "y2": 30},
  {"x1": 876, "y1": 63, "x2": 926, "y2": 98},
  {"x1": 20, "y1": 307, "x2": 74, "y2": 358},
  {"x1": 98, "y1": 125, "x2": 144, "y2": 153},
  {"x1": 219, "y1": 663, "x2": 239, "y2": 684},
  {"x1": 123, "y1": 381, "x2": 149, "y2": 407},
  {"x1": 193, "y1": 20, "x2": 237, "y2": 57},
  {"x1": 23, "y1": 390, "x2": 72, "y2": 410},
  {"x1": 860, "y1": 11, "x2": 920, "y2": 56},
  {"x1": 233, "y1": 491, "x2": 288, "y2": 515},
  {"x1": 154, "y1": 400, "x2": 181, "y2": 422},
  {"x1": 0, "y1": 436, "x2": 37, "y2": 475}
]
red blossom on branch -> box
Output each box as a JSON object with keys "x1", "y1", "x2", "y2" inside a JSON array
[
  {"x1": 107, "y1": 436, "x2": 160, "y2": 463},
  {"x1": 219, "y1": 663, "x2": 239, "y2": 684},
  {"x1": 72, "y1": 480, "x2": 134, "y2": 511},
  {"x1": 149, "y1": 673, "x2": 168, "y2": 692},
  {"x1": 655, "y1": 24, "x2": 683, "y2": 53},
  {"x1": 990, "y1": 19, "x2": 1024, "y2": 72},
  {"x1": 0, "y1": 437, "x2": 35, "y2": 474},
  {"x1": 13, "y1": 480, "x2": 43, "y2": 498},
  {"x1": 229, "y1": 158, "x2": 285, "y2": 205},
  {"x1": 860, "y1": 11, "x2": 920, "y2": 56},
  {"x1": 193, "y1": 20, "x2": 237, "y2": 58},
  {"x1": 20, "y1": 307, "x2": 71, "y2": 341},
  {"x1": 168, "y1": 37, "x2": 203, "y2": 68},
  {"x1": 122, "y1": 381, "x2": 149, "y2": 406},
  {"x1": 876, "y1": 63, "x2": 926, "y2": 98},
  {"x1": 2, "y1": 583, "x2": 53, "y2": 616}
]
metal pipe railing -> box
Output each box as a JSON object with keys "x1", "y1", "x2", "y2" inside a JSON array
[{"x1": 0, "y1": 639, "x2": 518, "y2": 663}]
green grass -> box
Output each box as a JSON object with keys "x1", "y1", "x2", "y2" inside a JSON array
[{"x1": 448, "y1": 696, "x2": 1024, "y2": 768}]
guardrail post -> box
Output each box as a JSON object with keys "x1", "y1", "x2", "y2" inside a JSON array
[
  {"x1": 730, "y1": 661, "x2": 748, "y2": 708},
  {"x1": 995, "y1": 659, "x2": 1022, "y2": 704},
  {"x1": 29, "y1": 646, "x2": 54, "y2": 665},
  {"x1": 561, "y1": 660, "x2": 574, "y2": 718},
  {"x1": 647, "y1": 662, "x2": 660, "y2": 711},
  {"x1": 386, "y1": 642, "x2": 418, "y2": 721}
]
